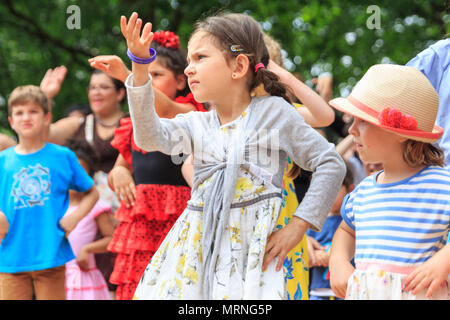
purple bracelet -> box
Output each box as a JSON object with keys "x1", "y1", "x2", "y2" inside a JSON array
[{"x1": 127, "y1": 48, "x2": 157, "y2": 64}]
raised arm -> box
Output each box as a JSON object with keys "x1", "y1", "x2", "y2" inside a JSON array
[
  {"x1": 39, "y1": 65, "x2": 84, "y2": 145},
  {"x1": 268, "y1": 60, "x2": 335, "y2": 127},
  {"x1": 40, "y1": 65, "x2": 68, "y2": 106},
  {"x1": 48, "y1": 116, "x2": 84, "y2": 145},
  {"x1": 121, "y1": 13, "x2": 192, "y2": 154},
  {"x1": 89, "y1": 55, "x2": 196, "y2": 118}
]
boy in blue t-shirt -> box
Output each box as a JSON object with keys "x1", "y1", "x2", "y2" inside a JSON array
[
  {"x1": 306, "y1": 161, "x2": 354, "y2": 300},
  {"x1": 0, "y1": 85, "x2": 99, "y2": 300}
]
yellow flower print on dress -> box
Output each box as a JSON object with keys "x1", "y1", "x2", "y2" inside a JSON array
[
  {"x1": 193, "y1": 220, "x2": 203, "y2": 262},
  {"x1": 174, "y1": 221, "x2": 190, "y2": 248},
  {"x1": 230, "y1": 221, "x2": 242, "y2": 244},
  {"x1": 150, "y1": 242, "x2": 169, "y2": 268},
  {"x1": 234, "y1": 176, "x2": 265, "y2": 200},
  {"x1": 176, "y1": 254, "x2": 186, "y2": 274},
  {"x1": 234, "y1": 177, "x2": 254, "y2": 199},
  {"x1": 184, "y1": 266, "x2": 199, "y2": 284}
]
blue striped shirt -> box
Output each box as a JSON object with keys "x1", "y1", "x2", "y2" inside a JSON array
[{"x1": 342, "y1": 166, "x2": 450, "y2": 273}]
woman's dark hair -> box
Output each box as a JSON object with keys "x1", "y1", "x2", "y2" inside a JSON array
[
  {"x1": 150, "y1": 40, "x2": 190, "y2": 97},
  {"x1": 65, "y1": 138, "x2": 99, "y2": 176},
  {"x1": 65, "y1": 103, "x2": 92, "y2": 117},
  {"x1": 92, "y1": 69, "x2": 126, "y2": 104},
  {"x1": 193, "y1": 13, "x2": 293, "y2": 103}
]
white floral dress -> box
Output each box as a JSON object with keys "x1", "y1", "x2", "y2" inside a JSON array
[
  {"x1": 127, "y1": 77, "x2": 346, "y2": 300},
  {"x1": 133, "y1": 114, "x2": 286, "y2": 300}
]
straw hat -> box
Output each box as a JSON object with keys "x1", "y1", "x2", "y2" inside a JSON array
[{"x1": 329, "y1": 64, "x2": 443, "y2": 143}]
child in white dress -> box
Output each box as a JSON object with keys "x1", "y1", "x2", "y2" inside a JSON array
[{"x1": 121, "y1": 12, "x2": 345, "y2": 299}]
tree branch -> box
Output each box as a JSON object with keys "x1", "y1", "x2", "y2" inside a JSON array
[{"x1": 4, "y1": 0, "x2": 94, "y2": 60}]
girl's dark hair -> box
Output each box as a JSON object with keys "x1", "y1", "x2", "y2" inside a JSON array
[
  {"x1": 92, "y1": 69, "x2": 126, "y2": 104},
  {"x1": 65, "y1": 138, "x2": 99, "y2": 176},
  {"x1": 151, "y1": 40, "x2": 190, "y2": 97},
  {"x1": 193, "y1": 13, "x2": 292, "y2": 103}
]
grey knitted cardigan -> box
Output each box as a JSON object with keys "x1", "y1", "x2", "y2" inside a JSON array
[{"x1": 125, "y1": 74, "x2": 346, "y2": 297}]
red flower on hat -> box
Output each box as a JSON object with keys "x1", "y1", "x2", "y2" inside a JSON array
[
  {"x1": 153, "y1": 31, "x2": 180, "y2": 49},
  {"x1": 378, "y1": 107, "x2": 418, "y2": 131}
]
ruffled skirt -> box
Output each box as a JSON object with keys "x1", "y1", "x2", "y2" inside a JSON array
[
  {"x1": 107, "y1": 184, "x2": 191, "y2": 300},
  {"x1": 65, "y1": 261, "x2": 111, "y2": 300}
]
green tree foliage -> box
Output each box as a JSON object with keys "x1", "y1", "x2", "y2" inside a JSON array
[{"x1": 0, "y1": 0, "x2": 448, "y2": 135}]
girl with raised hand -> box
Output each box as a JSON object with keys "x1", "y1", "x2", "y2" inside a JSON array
[
  {"x1": 123, "y1": 12, "x2": 345, "y2": 299},
  {"x1": 89, "y1": 31, "x2": 205, "y2": 300}
]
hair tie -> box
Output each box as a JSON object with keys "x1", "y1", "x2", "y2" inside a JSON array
[{"x1": 255, "y1": 63, "x2": 265, "y2": 73}]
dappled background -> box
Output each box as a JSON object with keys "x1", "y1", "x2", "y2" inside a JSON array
[{"x1": 0, "y1": 0, "x2": 448, "y2": 136}]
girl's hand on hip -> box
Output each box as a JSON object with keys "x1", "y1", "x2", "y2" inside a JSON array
[
  {"x1": 76, "y1": 246, "x2": 90, "y2": 271},
  {"x1": 120, "y1": 12, "x2": 154, "y2": 59},
  {"x1": 262, "y1": 216, "x2": 308, "y2": 272}
]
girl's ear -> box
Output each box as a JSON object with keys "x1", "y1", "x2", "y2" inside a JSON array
[
  {"x1": 232, "y1": 54, "x2": 250, "y2": 80},
  {"x1": 175, "y1": 74, "x2": 187, "y2": 91}
]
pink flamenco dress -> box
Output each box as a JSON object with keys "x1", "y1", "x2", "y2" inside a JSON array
[
  {"x1": 108, "y1": 93, "x2": 205, "y2": 300},
  {"x1": 65, "y1": 200, "x2": 113, "y2": 300}
]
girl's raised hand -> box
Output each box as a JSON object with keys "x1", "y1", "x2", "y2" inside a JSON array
[
  {"x1": 89, "y1": 55, "x2": 131, "y2": 83},
  {"x1": 120, "y1": 12, "x2": 154, "y2": 60}
]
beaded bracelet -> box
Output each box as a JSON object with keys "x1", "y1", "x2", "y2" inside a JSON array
[{"x1": 127, "y1": 48, "x2": 157, "y2": 64}]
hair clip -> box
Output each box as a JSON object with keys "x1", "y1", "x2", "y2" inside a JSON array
[{"x1": 230, "y1": 45, "x2": 244, "y2": 53}]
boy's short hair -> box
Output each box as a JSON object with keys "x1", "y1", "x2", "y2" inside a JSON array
[{"x1": 8, "y1": 85, "x2": 49, "y2": 116}]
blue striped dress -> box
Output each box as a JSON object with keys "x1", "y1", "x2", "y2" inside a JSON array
[{"x1": 341, "y1": 165, "x2": 450, "y2": 299}]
